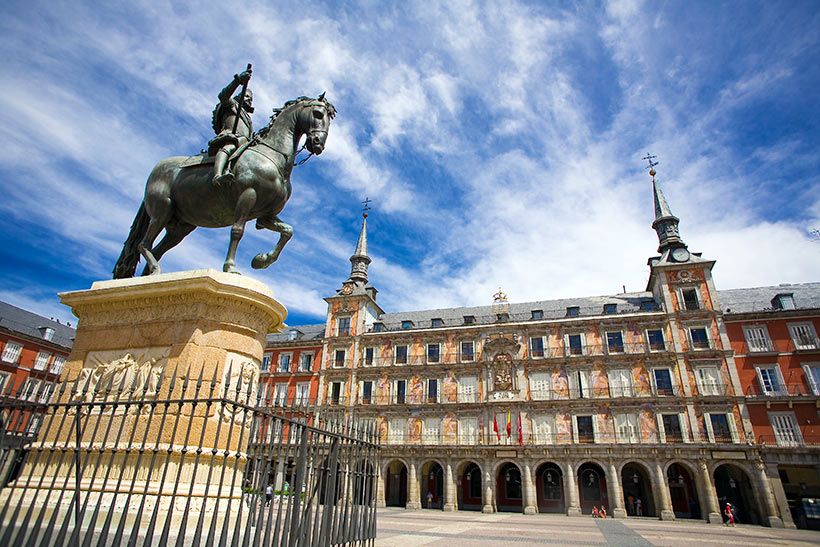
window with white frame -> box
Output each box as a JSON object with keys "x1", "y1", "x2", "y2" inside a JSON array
[
  {"x1": 333, "y1": 349, "x2": 346, "y2": 368},
  {"x1": 299, "y1": 352, "x2": 313, "y2": 372},
  {"x1": 532, "y1": 414, "x2": 555, "y2": 444},
  {"x1": 27, "y1": 415, "x2": 42, "y2": 435},
  {"x1": 257, "y1": 382, "x2": 268, "y2": 405},
  {"x1": 614, "y1": 413, "x2": 639, "y2": 443},
  {"x1": 457, "y1": 376, "x2": 478, "y2": 403},
  {"x1": 295, "y1": 382, "x2": 309, "y2": 405},
  {"x1": 609, "y1": 368, "x2": 633, "y2": 397},
  {"x1": 426, "y1": 378, "x2": 439, "y2": 403},
  {"x1": 388, "y1": 418, "x2": 405, "y2": 444},
  {"x1": 50, "y1": 356, "x2": 65, "y2": 375},
  {"x1": 273, "y1": 383, "x2": 288, "y2": 406},
  {"x1": 261, "y1": 352, "x2": 272, "y2": 372},
  {"x1": 744, "y1": 325, "x2": 773, "y2": 353},
  {"x1": 278, "y1": 353, "x2": 292, "y2": 373},
  {"x1": 39, "y1": 382, "x2": 55, "y2": 404},
  {"x1": 658, "y1": 413, "x2": 688, "y2": 443},
  {"x1": 755, "y1": 365, "x2": 786, "y2": 395},
  {"x1": 646, "y1": 329, "x2": 666, "y2": 352},
  {"x1": 2, "y1": 341, "x2": 22, "y2": 364},
  {"x1": 41, "y1": 327, "x2": 55, "y2": 341},
  {"x1": 769, "y1": 412, "x2": 803, "y2": 447},
  {"x1": 363, "y1": 347, "x2": 375, "y2": 367},
  {"x1": 568, "y1": 369, "x2": 592, "y2": 398},
  {"x1": 573, "y1": 414, "x2": 597, "y2": 443},
  {"x1": 426, "y1": 342, "x2": 440, "y2": 364},
  {"x1": 21, "y1": 379, "x2": 40, "y2": 401},
  {"x1": 803, "y1": 363, "x2": 820, "y2": 395},
  {"x1": 688, "y1": 326, "x2": 710, "y2": 350},
  {"x1": 789, "y1": 322, "x2": 818, "y2": 350},
  {"x1": 337, "y1": 316, "x2": 351, "y2": 336},
  {"x1": 606, "y1": 331, "x2": 625, "y2": 353},
  {"x1": 680, "y1": 287, "x2": 701, "y2": 311},
  {"x1": 529, "y1": 372, "x2": 551, "y2": 400},
  {"x1": 651, "y1": 368, "x2": 675, "y2": 396},
  {"x1": 529, "y1": 336, "x2": 545, "y2": 358},
  {"x1": 0, "y1": 371, "x2": 11, "y2": 394},
  {"x1": 423, "y1": 417, "x2": 441, "y2": 445},
  {"x1": 459, "y1": 417, "x2": 478, "y2": 445},
  {"x1": 460, "y1": 341, "x2": 475, "y2": 362},
  {"x1": 695, "y1": 366, "x2": 722, "y2": 396},
  {"x1": 394, "y1": 379, "x2": 407, "y2": 404},
  {"x1": 329, "y1": 381, "x2": 343, "y2": 404},
  {"x1": 360, "y1": 380, "x2": 373, "y2": 404},
  {"x1": 565, "y1": 333, "x2": 585, "y2": 356},
  {"x1": 394, "y1": 344, "x2": 408, "y2": 365},
  {"x1": 705, "y1": 412, "x2": 738, "y2": 443},
  {"x1": 33, "y1": 351, "x2": 51, "y2": 370}
]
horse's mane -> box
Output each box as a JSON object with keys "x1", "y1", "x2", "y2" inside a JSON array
[{"x1": 255, "y1": 95, "x2": 337, "y2": 139}]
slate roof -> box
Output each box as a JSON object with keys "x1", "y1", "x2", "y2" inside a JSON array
[
  {"x1": 717, "y1": 282, "x2": 820, "y2": 314},
  {"x1": 375, "y1": 291, "x2": 660, "y2": 330},
  {"x1": 266, "y1": 324, "x2": 325, "y2": 345},
  {"x1": 0, "y1": 300, "x2": 75, "y2": 349}
]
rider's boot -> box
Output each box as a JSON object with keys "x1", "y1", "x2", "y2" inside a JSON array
[{"x1": 212, "y1": 150, "x2": 234, "y2": 186}]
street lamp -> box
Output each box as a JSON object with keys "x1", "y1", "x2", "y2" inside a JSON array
[
  {"x1": 728, "y1": 477, "x2": 736, "y2": 489},
  {"x1": 505, "y1": 471, "x2": 511, "y2": 482},
  {"x1": 632, "y1": 472, "x2": 639, "y2": 484},
  {"x1": 546, "y1": 471, "x2": 554, "y2": 484}
]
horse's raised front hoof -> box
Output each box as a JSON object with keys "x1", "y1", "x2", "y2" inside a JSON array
[
  {"x1": 251, "y1": 253, "x2": 274, "y2": 269},
  {"x1": 223, "y1": 263, "x2": 242, "y2": 275}
]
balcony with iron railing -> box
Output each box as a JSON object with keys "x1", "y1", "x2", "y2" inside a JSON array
[
  {"x1": 528, "y1": 383, "x2": 684, "y2": 401},
  {"x1": 744, "y1": 382, "x2": 818, "y2": 399},
  {"x1": 755, "y1": 434, "x2": 820, "y2": 448},
  {"x1": 380, "y1": 431, "x2": 743, "y2": 447}
]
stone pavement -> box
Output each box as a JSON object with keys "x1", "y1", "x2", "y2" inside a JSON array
[{"x1": 375, "y1": 508, "x2": 819, "y2": 546}]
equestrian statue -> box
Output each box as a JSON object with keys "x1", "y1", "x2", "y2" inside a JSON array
[{"x1": 113, "y1": 64, "x2": 335, "y2": 278}]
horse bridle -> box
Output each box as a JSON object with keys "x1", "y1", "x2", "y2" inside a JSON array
[{"x1": 250, "y1": 106, "x2": 329, "y2": 166}]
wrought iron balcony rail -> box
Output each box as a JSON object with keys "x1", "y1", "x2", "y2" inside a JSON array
[
  {"x1": 755, "y1": 434, "x2": 820, "y2": 447},
  {"x1": 744, "y1": 383, "x2": 817, "y2": 398},
  {"x1": 380, "y1": 431, "x2": 739, "y2": 447}
]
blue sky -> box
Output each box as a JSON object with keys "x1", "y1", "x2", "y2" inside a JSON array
[{"x1": 0, "y1": 0, "x2": 818, "y2": 327}]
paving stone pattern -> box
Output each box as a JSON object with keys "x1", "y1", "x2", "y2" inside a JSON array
[{"x1": 375, "y1": 508, "x2": 820, "y2": 547}]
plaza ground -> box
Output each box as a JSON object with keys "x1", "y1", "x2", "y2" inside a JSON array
[{"x1": 375, "y1": 508, "x2": 820, "y2": 546}]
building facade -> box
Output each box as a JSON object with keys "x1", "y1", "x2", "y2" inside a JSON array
[
  {"x1": 259, "y1": 324, "x2": 324, "y2": 409},
  {"x1": 0, "y1": 301, "x2": 74, "y2": 483},
  {"x1": 721, "y1": 285, "x2": 820, "y2": 528},
  {"x1": 308, "y1": 173, "x2": 819, "y2": 529}
]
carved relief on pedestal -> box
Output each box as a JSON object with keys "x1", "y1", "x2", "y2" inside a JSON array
[
  {"x1": 217, "y1": 352, "x2": 260, "y2": 424},
  {"x1": 73, "y1": 347, "x2": 170, "y2": 408}
]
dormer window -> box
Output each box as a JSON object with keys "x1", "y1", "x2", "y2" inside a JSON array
[
  {"x1": 496, "y1": 313, "x2": 509, "y2": 323},
  {"x1": 603, "y1": 304, "x2": 617, "y2": 315},
  {"x1": 566, "y1": 306, "x2": 580, "y2": 317},
  {"x1": 463, "y1": 315, "x2": 476, "y2": 325},
  {"x1": 401, "y1": 320, "x2": 414, "y2": 330},
  {"x1": 372, "y1": 322, "x2": 384, "y2": 332},
  {"x1": 772, "y1": 293, "x2": 795, "y2": 310},
  {"x1": 431, "y1": 318, "x2": 444, "y2": 328},
  {"x1": 287, "y1": 329, "x2": 298, "y2": 340},
  {"x1": 40, "y1": 327, "x2": 55, "y2": 341},
  {"x1": 531, "y1": 310, "x2": 544, "y2": 320},
  {"x1": 640, "y1": 300, "x2": 658, "y2": 311}
]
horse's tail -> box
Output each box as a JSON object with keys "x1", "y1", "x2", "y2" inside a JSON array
[{"x1": 113, "y1": 202, "x2": 150, "y2": 279}]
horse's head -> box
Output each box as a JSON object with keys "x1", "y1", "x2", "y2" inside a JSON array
[{"x1": 297, "y1": 93, "x2": 336, "y2": 155}]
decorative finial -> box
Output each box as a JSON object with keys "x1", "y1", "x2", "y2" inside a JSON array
[
  {"x1": 642, "y1": 153, "x2": 659, "y2": 180},
  {"x1": 362, "y1": 196, "x2": 372, "y2": 219},
  {"x1": 493, "y1": 287, "x2": 508, "y2": 303}
]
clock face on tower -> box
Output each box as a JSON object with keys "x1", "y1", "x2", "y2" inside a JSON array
[{"x1": 671, "y1": 247, "x2": 690, "y2": 262}]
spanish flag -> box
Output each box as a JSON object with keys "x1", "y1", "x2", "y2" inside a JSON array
[
  {"x1": 493, "y1": 414, "x2": 500, "y2": 441},
  {"x1": 506, "y1": 410, "x2": 511, "y2": 438}
]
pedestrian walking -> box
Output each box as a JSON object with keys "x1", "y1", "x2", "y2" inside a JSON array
[
  {"x1": 265, "y1": 484, "x2": 273, "y2": 507},
  {"x1": 627, "y1": 495, "x2": 634, "y2": 515},
  {"x1": 724, "y1": 503, "x2": 735, "y2": 526},
  {"x1": 426, "y1": 491, "x2": 434, "y2": 508},
  {"x1": 600, "y1": 506, "x2": 607, "y2": 519},
  {"x1": 592, "y1": 506, "x2": 599, "y2": 518},
  {"x1": 635, "y1": 498, "x2": 642, "y2": 516}
]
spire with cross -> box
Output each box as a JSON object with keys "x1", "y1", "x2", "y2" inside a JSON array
[
  {"x1": 643, "y1": 153, "x2": 686, "y2": 255},
  {"x1": 348, "y1": 198, "x2": 373, "y2": 285}
]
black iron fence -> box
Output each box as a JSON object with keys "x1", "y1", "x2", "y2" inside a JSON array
[{"x1": 0, "y1": 363, "x2": 379, "y2": 546}]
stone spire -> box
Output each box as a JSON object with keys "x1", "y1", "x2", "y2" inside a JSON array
[
  {"x1": 348, "y1": 209, "x2": 371, "y2": 285},
  {"x1": 645, "y1": 156, "x2": 686, "y2": 253}
]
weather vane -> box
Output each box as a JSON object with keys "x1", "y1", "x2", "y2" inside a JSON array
[
  {"x1": 642, "y1": 153, "x2": 659, "y2": 180},
  {"x1": 362, "y1": 196, "x2": 372, "y2": 218}
]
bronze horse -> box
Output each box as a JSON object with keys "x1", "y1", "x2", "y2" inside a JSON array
[{"x1": 113, "y1": 95, "x2": 335, "y2": 278}]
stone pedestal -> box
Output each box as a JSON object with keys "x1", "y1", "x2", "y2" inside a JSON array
[{"x1": 0, "y1": 270, "x2": 286, "y2": 543}]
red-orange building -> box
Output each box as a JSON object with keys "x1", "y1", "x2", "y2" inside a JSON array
[
  {"x1": 0, "y1": 300, "x2": 74, "y2": 483},
  {"x1": 259, "y1": 324, "x2": 324, "y2": 409},
  {"x1": 721, "y1": 284, "x2": 820, "y2": 528}
]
